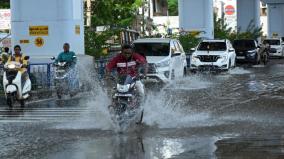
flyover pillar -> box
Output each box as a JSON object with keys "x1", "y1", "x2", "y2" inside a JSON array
[
  {"x1": 263, "y1": 0, "x2": 284, "y2": 38},
  {"x1": 237, "y1": 0, "x2": 260, "y2": 32},
  {"x1": 179, "y1": 0, "x2": 214, "y2": 39},
  {"x1": 10, "y1": 0, "x2": 84, "y2": 57}
]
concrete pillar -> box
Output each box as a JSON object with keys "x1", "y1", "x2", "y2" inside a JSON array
[
  {"x1": 11, "y1": 0, "x2": 84, "y2": 58},
  {"x1": 178, "y1": 0, "x2": 214, "y2": 39},
  {"x1": 267, "y1": 4, "x2": 284, "y2": 37},
  {"x1": 237, "y1": 0, "x2": 260, "y2": 32}
]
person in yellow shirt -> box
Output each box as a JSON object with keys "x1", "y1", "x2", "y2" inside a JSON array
[{"x1": 7, "y1": 45, "x2": 29, "y2": 74}]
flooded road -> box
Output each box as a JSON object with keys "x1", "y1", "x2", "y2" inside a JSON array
[{"x1": 1, "y1": 60, "x2": 284, "y2": 159}]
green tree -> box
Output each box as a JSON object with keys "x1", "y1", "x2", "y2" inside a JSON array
[
  {"x1": 167, "y1": 0, "x2": 178, "y2": 16},
  {"x1": 0, "y1": 0, "x2": 9, "y2": 9},
  {"x1": 85, "y1": 0, "x2": 143, "y2": 57},
  {"x1": 214, "y1": 13, "x2": 263, "y2": 41}
]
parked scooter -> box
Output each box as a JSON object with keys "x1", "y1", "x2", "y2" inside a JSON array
[
  {"x1": 2, "y1": 58, "x2": 31, "y2": 107},
  {"x1": 51, "y1": 56, "x2": 80, "y2": 99}
]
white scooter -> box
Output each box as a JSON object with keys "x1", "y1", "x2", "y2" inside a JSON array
[{"x1": 2, "y1": 59, "x2": 31, "y2": 107}]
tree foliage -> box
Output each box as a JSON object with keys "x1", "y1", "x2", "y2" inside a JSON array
[
  {"x1": 214, "y1": 13, "x2": 263, "y2": 41},
  {"x1": 167, "y1": 0, "x2": 178, "y2": 16},
  {"x1": 85, "y1": 0, "x2": 143, "y2": 57},
  {"x1": 0, "y1": 0, "x2": 9, "y2": 9}
]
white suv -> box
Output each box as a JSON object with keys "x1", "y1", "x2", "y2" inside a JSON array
[
  {"x1": 133, "y1": 38, "x2": 187, "y2": 83},
  {"x1": 190, "y1": 39, "x2": 236, "y2": 72},
  {"x1": 263, "y1": 38, "x2": 284, "y2": 58}
]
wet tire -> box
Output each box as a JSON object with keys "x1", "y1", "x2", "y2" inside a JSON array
[
  {"x1": 20, "y1": 100, "x2": 25, "y2": 108},
  {"x1": 7, "y1": 96, "x2": 13, "y2": 108},
  {"x1": 136, "y1": 110, "x2": 144, "y2": 124},
  {"x1": 57, "y1": 92, "x2": 62, "y2": 99},
  {"x1": 263, "y1": 55, "x2": 268, "y2": 65},
  {"x1": 183, "y1": 67, "x2": 187, "y2": 77}
]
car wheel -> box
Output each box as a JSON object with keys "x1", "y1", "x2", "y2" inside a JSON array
[
  {"x1": 254, "y1": 55, "x2": 259, "y2": 65},
  {"x1": 228, "y1": 60, "x2": 231, "y2": 70},
  {"x1": 183, "y1": 67, "x2": 187, "y2": 77}
]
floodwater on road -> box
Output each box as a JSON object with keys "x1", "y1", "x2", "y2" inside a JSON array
[{"x1": 0, "y1": 60, "x2": 284, "y2": 159}]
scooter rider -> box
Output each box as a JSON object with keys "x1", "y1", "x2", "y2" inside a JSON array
[
  {"x1": 105, "y1": 44, "x2": 148, "y2": 98},
  {"x1": 6, "y1": 45, "x2": 29, "y2": 78},
  {"x1": 55, "y1": 43, "x2": 76, "y2": 66}
]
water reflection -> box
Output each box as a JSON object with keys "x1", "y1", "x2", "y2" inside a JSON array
[{"x1": 48, "y1": 132, "x2": 219, "y2": 159}]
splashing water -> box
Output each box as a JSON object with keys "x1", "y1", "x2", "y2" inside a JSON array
[
  {"x1": 142, "y1": 90, "x2": 213, "y2": 129},
  {"x1": 229, "y1": 67, "x2": 251, "y2": 75},
  {"x1": 166, "y1": 76, "x2": 212, "y2": 90},
  {"x1": 55, "y1": 56, "x2": 218, "y2": 130}
]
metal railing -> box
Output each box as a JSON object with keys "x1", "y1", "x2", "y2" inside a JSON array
[{"x1": 28, "y1": 63, "x2": 53, "y2": 89}]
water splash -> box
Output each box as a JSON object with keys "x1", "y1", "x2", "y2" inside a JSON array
[
  {"x1": 143, "y1": 84, "x2": 214, "y2": 129},
  {"x1": 229, "y1": 67, "x2": 251, "y2": 75},
  {"x1": 166, "y1": 75, "x2": 212, "y2": 90}
]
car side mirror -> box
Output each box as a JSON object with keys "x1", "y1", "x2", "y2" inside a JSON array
[
  {"x1": 229, "y1": 49, "x2": 234, "y2": 52},
  {"x1": 257, "y1": 45, "x2": 261, "y2": 48},
  {"x1": 282, "y1": 43, "x2": 284, "y2": 45},
  {"x1": 24, "y1": 56, "x2": 30, "y2": 60},
  {"x1": 51, "y1": 56, "x2": 56, "y2": 60},
  {"x1": 190, "y1": 48, "x2": 195, "y2": 51}
]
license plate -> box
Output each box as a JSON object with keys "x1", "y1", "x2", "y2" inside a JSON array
[
  {"x1": 237, "y1": 56, "x2": 245, "y2": 59},
  {"x1": 115, "y1": 93, "x2": 132, "y2": 97}
]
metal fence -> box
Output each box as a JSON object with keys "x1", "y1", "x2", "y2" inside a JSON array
[{"x1": 28, "y1": 63, "x2": 53, "y2": 90}]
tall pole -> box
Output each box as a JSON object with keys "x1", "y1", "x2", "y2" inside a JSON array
[{"x1": 86, "y1": 0, "x2": 91, "y2": 26}]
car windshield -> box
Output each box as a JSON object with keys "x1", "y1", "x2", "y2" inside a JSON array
[
  {"x1": 233, "y1": 40, "x2": 256, "y2": 50},
  {"x1": 133, "y1": 43, "x2": 170, "y2": 56},
  {"x1": 117, "y1": 75, "x2": 134, "y2": 85},
  {"x1": 263, "y1": 40, "x2": 280, "y2": 45},
  {"x1": 197, "y1": 42, "x2": 227, "y2": 51}
]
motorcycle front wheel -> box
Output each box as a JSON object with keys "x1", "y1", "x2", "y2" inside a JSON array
[{"x1": 6, "y1": 95, "x2": 13, "y2": 108}]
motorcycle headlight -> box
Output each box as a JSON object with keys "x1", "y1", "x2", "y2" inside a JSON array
[
  {"x1": 7, "y1": 64, "x2": 16, "y2": 69},
  {"x1": 155, "y1": 60, "x2": 170, "y2": 68},
  {"x1": 117, "y1": 84, "x2": 130, "y2": 93}
]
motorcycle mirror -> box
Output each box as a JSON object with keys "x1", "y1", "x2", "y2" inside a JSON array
[
  {"x1": 24, "y1": 56, "x2": 30, "y2": 60},
  {"x1": 51, "y1": 56, "x2": 56, "y2": 60}
]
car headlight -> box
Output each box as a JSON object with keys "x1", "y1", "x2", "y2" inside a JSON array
[
  {"x1": 247, "y1": 50, "x2": 257, "y2": 56},
  {"x1": 7, "y1": 64, "x2": 16, "y2": 69},
  {"x1": 191, "y1": 56, "x2": 199, "y2": 62},
  {"x1": 156, "y1": 60, "x2": 170, "y2": 68},
  {"x1": 117, "y1": 84, "x2": 130, "y2": 93},
  {"x1": 221, "y1": 55, "x2": 228, "y2": 62},
  {"x1": 247, "y1": 50, "x2": 256, "y2": 53}
]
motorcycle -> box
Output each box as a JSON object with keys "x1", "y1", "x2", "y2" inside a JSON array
[
  {"x1": 259, "y1": 44, "x2": 270, "y2": 65},
  {"x1": 108, "y1": 75, "x2": 144, "y2": 130},
  {"x1": 51, "y1": 56, "x2": 80, "y2": 99},
  {"x1": 2, "y1": 59, "x2": 31, "y2": 107}
]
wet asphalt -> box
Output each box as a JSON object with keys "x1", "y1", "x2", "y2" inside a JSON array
[{"x1": 0, "y1": 59, "x2": 284, "y2": 159}]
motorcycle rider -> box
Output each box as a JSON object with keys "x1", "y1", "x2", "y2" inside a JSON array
[
  {"x1": 55, "y1": 43, "x2": 76, "y2": 66},
  {"x1": 105, "y1": 44, "x2": 148, "y2": 99}
]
